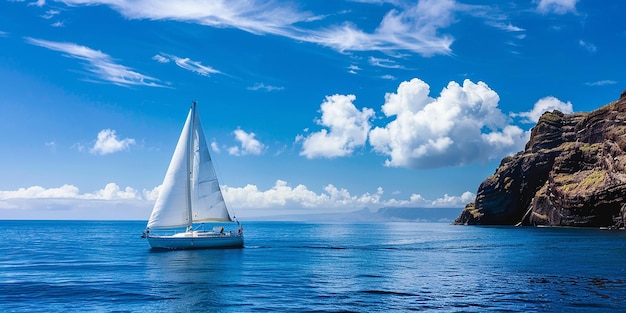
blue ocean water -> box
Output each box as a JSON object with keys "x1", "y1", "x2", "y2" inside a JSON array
[{"x1": 1, "y1": 220, "x2": 625, "y2": 312}]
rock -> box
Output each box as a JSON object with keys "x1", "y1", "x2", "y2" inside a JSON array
[{"x1": 455, "y1": 91, "x2": 626, "y2": 228}]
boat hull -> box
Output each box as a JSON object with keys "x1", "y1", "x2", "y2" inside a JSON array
[{"x1": 147, "y1": 233, "x2": 244, "y2": 250}]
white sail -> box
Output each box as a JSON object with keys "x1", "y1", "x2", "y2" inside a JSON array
[
  {"x1": 143, "y1": 102, "x2": 244, "y2": 250},
  {"x1": 147, "y1": 110, "x2": 193, "y2": 229},
  {"x1": 190, "y1": 112, "x2": 233, "y2": 222}
]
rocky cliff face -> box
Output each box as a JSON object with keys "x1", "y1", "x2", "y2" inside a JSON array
[{"x1": 455, "y1": 91, "x2": 626, "y2": 228}]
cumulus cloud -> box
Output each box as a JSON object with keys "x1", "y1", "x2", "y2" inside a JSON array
[
  {"x1": 0, "y1": 181, "x2": 473, "y2": 219},
  {"x1": 534, "y1": 0, "x2": 578, "y2": 15},
  {"x1": 25, "y1": 37, "x2": 163, "y2": 87},
  {"x1": 0, "y1": 183, "x2": 157, "y2": 220},
  {"x1": 369, "y1": 78, "x2": 528, "y2": 169},
  {"x1": 222, "y1": 180, "x2": 474, "y2": 212},
  {"x1": 299, "y1": 94, "x2": 375, "y2": 159},
  {"x1": 0, "y1": 183, "x2": 142, "y2": 200},
  {"x1": 228, "y1": 128, "x2": 265, "y2": 156},
  {"x1": 90, "y1": 129, "x2": 136, "y2": 155},
  {"x1": 513, "y1": 96, "x2": 573, "y2": 123}
]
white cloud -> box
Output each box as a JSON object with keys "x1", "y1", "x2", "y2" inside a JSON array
[
  {"x1": 308, "y1": 0, "x2": 456, "y2": 56},
  {"x1": 45, "y1": 141, "x2": 56, "y2": 152},
  {"x1": 0, "y1": 183, "x2": 142, "y2": 200},
  {"x1": 25, "y1": 37, "x2": 163, "y2": 87},
  {"x1": 369, "y1": 56, "x2": 403, "y2": 69},
  {"x1": 59, "y1": 0, "x2": 459, "y2": 57},
  {"x1": 90, "y1": 129, "x2": 136, "y2": 155},
  {"x1": 0, "y1": 181, "x2": 473, "y2": 219},
  {"x1": 369, "y1": 78, "x2": 528, "y2": 169},
  {"x1": 42, "y1": 9, "x2": 60, "y2": 19},
  {"x1": 28, "y1": 0, "x2": 45, "y2": 7},
  {"x1": 579, "y1": 40, "x2": 597, "y2": 53},
  {"x1": 228, "y1": 128, "x2": 265, "y2": 156},
  {"x1": 513, "y1": 96, "x2": 573, "y2": 123},
  {"x1": 210, "y1": 141, "x2": 221, "y2": 153},
  {"x1": 152, "y1": 54, "x2": 170, "y2": 63},
  {"x1": 299, "y1": 94, "x2": 375, "y2": 159},
  {"x1": 485, "y1": 21, "x2": 525, "y2": 32},
  {"x1": 173, "y1": 56, "x2": 220, "y2": 76},
  {"x1": 222, "y1": 180, "x2": 474, "y2": 212},
  {"x1": 348, "y1": 64, "x2": 361, "y2": 74},
  {"x1": 247, "y1": 82, "x2": 285, "y2": 91},
  {"x1": 0, "y1": 183, "x2": 155, "y2": 220},
  {"x1": 535, "y1": 0, "x2": 578, "y2": 15},
  {"x1": 585, "y1": 80, "x2": 617, "y2": 86},
  {"x1": 152, "y1": 53, "x2": 220, "y2": 76}
]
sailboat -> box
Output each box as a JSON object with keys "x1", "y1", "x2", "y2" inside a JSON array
[{"x1": 142, "y1": 101, "x2": 244, "y2": 249}]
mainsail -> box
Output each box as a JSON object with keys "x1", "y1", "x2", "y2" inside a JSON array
[{"x1": 147, "y1": 104, "x2": 232, "y2": 229}]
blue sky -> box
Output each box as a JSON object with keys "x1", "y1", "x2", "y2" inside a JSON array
[{"x1": 0, "y1": 0, "x2": 623, "y2": 220}]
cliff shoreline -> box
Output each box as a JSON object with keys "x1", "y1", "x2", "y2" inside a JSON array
[{"x1": 455, "y1": 91, "x2": 626, "y2": 228}]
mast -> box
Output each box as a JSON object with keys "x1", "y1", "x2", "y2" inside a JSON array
[{"x1": 185, "y1": 101, "x2": 196, "y2": 231}]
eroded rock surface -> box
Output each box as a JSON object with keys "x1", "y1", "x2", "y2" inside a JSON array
[{"x1": 455, "y1": 91, "x2": 626, "y2": 228}]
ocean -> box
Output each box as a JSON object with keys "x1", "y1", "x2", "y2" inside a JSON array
[{"x1": 1, "y1": 220, "x2": 625, "y2": 312}]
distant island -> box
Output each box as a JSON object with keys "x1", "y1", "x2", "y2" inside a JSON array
[{"x1": 455, "y1": 90, "x2": 626, "y2": 229}]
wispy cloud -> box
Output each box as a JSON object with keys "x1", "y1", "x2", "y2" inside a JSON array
[
  {"x1": 28, "y1": 0, "x2": 45, "y2": 7},
  {"x1": 59, "y1": 0, "x2": 459, "y2": 57},
  {"x1": 348, "y1": 64, "x2": 361, "y2": 74},
  {"x1": 90, "y1": 129, "x2": 136, "y2": 155},
  {"x1": 585, "y1": 80, "x2": 617, "y2": 86},
  {"x1": 42, "y1": 9, "x2": 60, "y2": 19},
  {"x1": 535, "y1": 0, "x2": 578, "y2": 15},
  {"x1": 25, "y1": 37, "x2": 163, "y2": 87},
  {"x1": 578, "y1": 39, "x2": 597, "y2": 53},
  {"x1": 369, "y1": 56, "x2": 403, "y2": 69},
  {"x1": 485, "y1": 21, "x2": 525, "y2": 32},
  {"x1": 151, "y1": 54, "x2": 169, "y2": 63},
  {"x1": 45, "y1": 141, "x2": 56, "y2": 152},
  {"x1": 247, "y1": 82, "x2": 284, "y2": 91},
  {"x1": 152, "y1": 53, "x2": 220, "y2": 76}
]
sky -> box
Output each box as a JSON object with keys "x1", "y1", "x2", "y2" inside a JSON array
[{"x1": 0, "y1": 0, "x2": 624, "y2": 220}]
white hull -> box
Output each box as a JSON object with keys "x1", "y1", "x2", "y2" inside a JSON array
[{"x1": 147, "y1": 231, "x2": 244, "y2": 250}]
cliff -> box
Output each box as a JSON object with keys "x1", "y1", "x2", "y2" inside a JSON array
[{"x1": 455, "y1": 91, "x2": 626, "y2": 228}]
